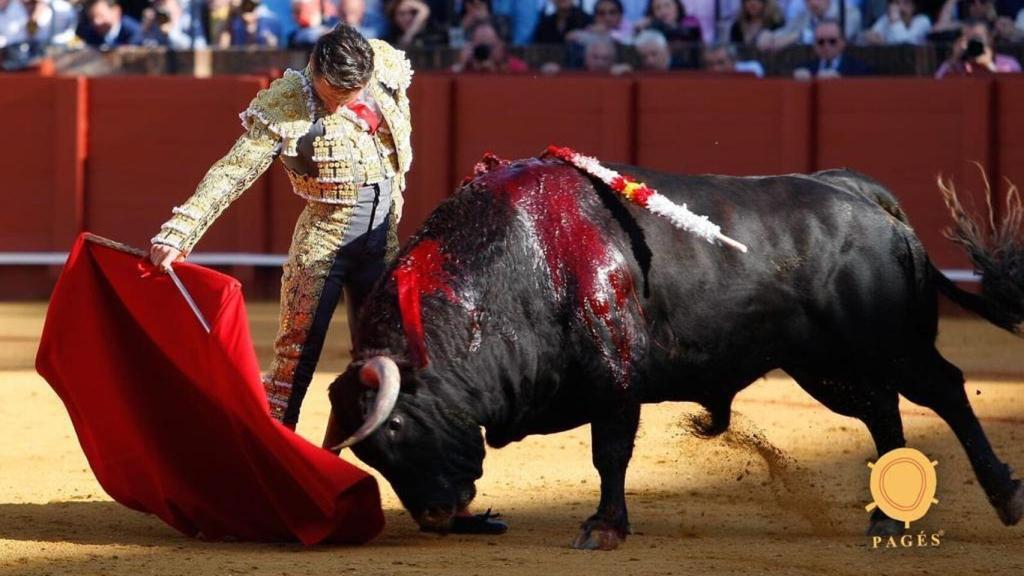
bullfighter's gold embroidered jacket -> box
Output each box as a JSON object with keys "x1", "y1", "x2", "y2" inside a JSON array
[{"x1": 152, "y1": 39, "x2": 413, "y2": 254}]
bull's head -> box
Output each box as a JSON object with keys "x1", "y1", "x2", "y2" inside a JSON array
[{"x1": 327, "y1": 356, "x2": 485, "y2": 532}]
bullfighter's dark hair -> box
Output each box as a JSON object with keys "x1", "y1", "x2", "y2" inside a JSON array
[{"x1": 311, "y1": 25, "x2": 375, "y2": 91}]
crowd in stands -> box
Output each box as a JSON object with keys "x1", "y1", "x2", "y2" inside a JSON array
[{"x1": 1, "y1": 0, "x2": 1022, "y2": 75}]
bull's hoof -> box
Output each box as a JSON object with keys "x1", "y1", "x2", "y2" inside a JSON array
[
  {"x1": 571, "y1": 521, "x2": 626, "y2": 551},
  {"x1": 995, "y1": 479, "x2": 1024, "y2": 526},
  {"x1": 866, "y1": 516, "x2": 904, "y2": 537}
]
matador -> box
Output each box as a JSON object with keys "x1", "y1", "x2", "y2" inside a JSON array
[{"x1": 150, "y1": 25, "x2": 412, "y2": 429}]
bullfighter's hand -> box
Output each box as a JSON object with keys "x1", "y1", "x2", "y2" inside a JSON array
[{"x1": 150, "y1": 244, "x2": 184, "y2": 272}]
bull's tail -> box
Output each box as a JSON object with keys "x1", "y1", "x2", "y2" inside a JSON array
[{"x1": 934, "y1": 175, "x2": 1024, "y2": 338}]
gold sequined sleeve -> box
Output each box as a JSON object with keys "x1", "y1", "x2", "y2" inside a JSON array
[{"x1": 152, "y1": 122, "x2": 280, "y2": 253}]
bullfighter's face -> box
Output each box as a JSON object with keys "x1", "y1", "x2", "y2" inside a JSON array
[{"x1": 329, "y1": 364, "x2": 486, "y2": 532}]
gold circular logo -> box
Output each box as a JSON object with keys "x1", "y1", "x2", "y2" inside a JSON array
[{"x1": 866, "y1": 448, "x2": 939, "y2": 528}]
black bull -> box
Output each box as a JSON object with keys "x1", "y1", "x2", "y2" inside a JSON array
[{"x1": 326, "y1": 157, "x2": 1024, "y2": 550}]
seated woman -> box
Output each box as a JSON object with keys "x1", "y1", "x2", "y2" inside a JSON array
[
  {"x1": 864, "y1": 0, "x2": 931, "y2": 44},
  {"x1": 383, "y1": 0, "x2": 446, "y2": 48},
  {"x1": 728, "y1": 0, "x2": 784, "y2": 46},
  {"x1": 634, "y1": 0, "x2": 702, "y2": 44}
]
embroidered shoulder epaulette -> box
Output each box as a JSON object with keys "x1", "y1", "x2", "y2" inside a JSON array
[
  {"x1": 369, "y1": 39, "x2": 413, "y2": 92},
  {"x1": 239, "y1": 69, "x2": 314, "y2": 157}
]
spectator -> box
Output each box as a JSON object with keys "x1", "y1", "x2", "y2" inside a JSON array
[
  {"x1": 1, "y1": 0, "x2": 29, "y2": 48},
  {"x1": 634, "y1": 27, "x2": 675, "y2": 68},
  {"x1": 682, "y1": 0, "x2": 717, "y2": 42},
  {"x1": 764, "y1": 0, "x2": 861, "y2": 49},
  {"x1": 728, "y1": 0, "x2": 784, "y2": 45},
  {"x1": 452, "y1": 19, "x2": 527, "y2": 72},
  {"x1": 486, "y1": 0, "x2": 540, "y2": 46},
  {"x1": 218, "y1": 0, "x2": 279, "y2": 46},
  {"x1": 936, "y1": 18, "x2": 1021, "y2": 76},
  {"x1": 702, "y1": 42, "x2": 766, "y2": 75},
  {"x1": 384, "y1": 0, "x2": 445, "y2": 47},
  {"x1": 568, "y1": 0, "x2": 634, "y2": 43},
  {"x1": 934, "y1": 0, "x2": 998, "y2": 34},
  {"x1": 362, "y1": 0, "x2": 388, "y2": 37},
  {"x1": 635, "y1": 0, "x2": 701, "y2": 44},
  {"x1": 207, "y1": 0, "x2": 232, "y2": 43},
  {"x1": 77, "y1": 0, "x2": 144, "y2": 48},
  {"x1": 139, "y1": 0, "x2": 206, "y2": 48},
  {"x1": 339, "y1": 0, "x2": 383, "y2": 38},
  {"x1": 583, "y1": 32, "x2": 617, "y2": 69},
  {"x1": 864, "y1": 0, "x2": 931, "y2": 43},
  {"x1": 541, "y1": 31, "x2": 631, "y2": 73},
  {"x1": 793, "y1": 19, "x2": 871, "y2": 77},
  {"x1": 993, "y1": 7, "x2": 1023, "y2": 39},
  {"x1": 535, "y1": 0, "x2": 592, "y2": 43},
  {"x1": 577, "y1": 0, "x2": 647, "y2": 19},
  {"x1": 15, "y1": 0, "x2": 77, "y2": 47},
  {"x1": 288, "y1": 0, "x2": 335, "y2": 48},
  {"x1": 455, "y1": 0, "x2": 511, "y2": 46}
]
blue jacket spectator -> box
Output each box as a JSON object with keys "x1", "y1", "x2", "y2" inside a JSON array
[{"x1": 77, "y1": 0, "x2": 144, "y2": 48}]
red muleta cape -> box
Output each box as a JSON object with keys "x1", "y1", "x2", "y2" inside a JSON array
[{"x1": 35, "y1": 234, "x2": 384, "y2": 544}]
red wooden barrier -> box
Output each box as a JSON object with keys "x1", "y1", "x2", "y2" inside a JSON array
[
  {"x1": 4, "y1": 74, "x2": 1022, "y2": 300},
  {"x1": 401, "y1": 74, "x2": 454, "y2": 240},
  {"x1": 0, "y1": 76, "x2": 85, "y2": 251},
  {"x1": 816, "y1": 78, "x2": 993, "y2": 269},
  {"x1": 0, "y1": 76, "x2": 85, "y2": 297},
  {"x1": 996, "y1": 77, "x2": 1024, "y2": 212},
  {"x1": 452, "y1": 74, "x2": 634, "y2": 181},
  {"x1": 635, "y1": 76, "x2": 813, "y2": 175},
  {"x1": 86, "y1": 76, "x2": 270, "y2": 253}
]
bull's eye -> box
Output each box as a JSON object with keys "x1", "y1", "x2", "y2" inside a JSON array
[{"x1": 387, "y1": 415, "x2": 403, "y2": 433}]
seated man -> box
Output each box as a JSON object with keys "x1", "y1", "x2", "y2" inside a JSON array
[
  {"x1": 76, "y1": 0, "x2": 142, "y2": 48},
  {"x1": 792, "y1": 19, "x2": 871, "y2": 78},
  {"x1": 634, "y1": 28, "x2": 675, "y2": 70},
  {"x1": 702, "y1": 43, "x2": 765, "y2": 76},
  {"x1": 762, "y1": 0, "x2": 861, "y2": 49}
]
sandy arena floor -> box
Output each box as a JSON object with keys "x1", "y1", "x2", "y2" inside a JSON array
[{"x1": 1, "y1": 301, "x2": 1023, "y2": 575}]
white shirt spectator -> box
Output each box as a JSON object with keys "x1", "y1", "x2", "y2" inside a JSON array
[
  {"x1": 785, "y1": 0, "x2": 861, "y2": 41},
  {"x1": 735, "y1": 59, "x2": 765, "y2": 76},
  {"x1": 868, "y1": 12, "x2": 929, "y2": 43}
]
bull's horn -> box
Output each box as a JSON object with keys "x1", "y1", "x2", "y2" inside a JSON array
[{"x1": 331, "y1": 356, "x2": 401, "y2": 451}]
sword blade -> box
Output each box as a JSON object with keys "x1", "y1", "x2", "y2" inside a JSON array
[{"x1": 166, "y1": 267, "x2": 212, "y2": 334}]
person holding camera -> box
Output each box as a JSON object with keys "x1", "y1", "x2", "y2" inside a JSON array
[
  {"x1": 150, "y1": 25, "x2": 414, "y2": 430},
  {"x1": 218, "y1": 0, "x2": 279, "y2": 47},
  {"x1": 139, "y1": 0, "x2": 205, "y2": 48},
  {"x1": 935, "y1": 18, "x2": 1021, "y2": 76},
  {"x1": 451, "y1": 19, "x2": 527, "y2": 73}
]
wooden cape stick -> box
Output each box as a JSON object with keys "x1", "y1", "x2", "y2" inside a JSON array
[{"x1": 84, "y1": 233, "x2": 212, "y2": 334}]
